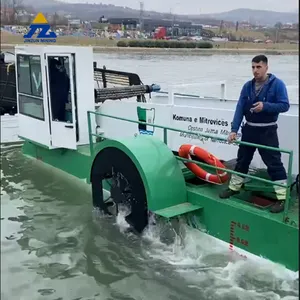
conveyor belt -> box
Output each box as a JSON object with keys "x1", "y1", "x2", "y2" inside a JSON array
[{"x1": 95, "y1": 84, "x2": 161, "y2": 103}]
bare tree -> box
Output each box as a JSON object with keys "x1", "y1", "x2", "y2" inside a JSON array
[
  {"x1": 0, "y1": 0, "x2": 23, "y2": 24},
  {"x1": 12, "y1": 0, "x2": 24, "y2": 24},
  {"x1": 1, "y1": 0, "x2": 11, "y2": 24}
]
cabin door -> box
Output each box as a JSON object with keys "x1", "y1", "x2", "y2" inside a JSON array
[
  {"x1": 45, "y1": 53, "x2": 77, "y2": 149},
  {"x1": 16, "y1": 54, "x2": 51, "y2": 147}
]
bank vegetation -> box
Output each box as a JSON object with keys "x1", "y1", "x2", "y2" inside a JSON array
[{"x1": 117, "y1": 39, "x2": 213, "y2": 48}]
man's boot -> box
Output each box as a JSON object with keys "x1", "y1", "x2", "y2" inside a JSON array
[
  {"x1": 269, "y1": 180, "x2": 287, "y2": 213},
  {"x1": 219, "y1": 188, "x2": 240, "y2": 199},
  {"x1": 219, "y1": 174, "x2": 243, "y2": 199},
  {"x1": 270, "y1": 201, "x2": 285, "y2": 213}
]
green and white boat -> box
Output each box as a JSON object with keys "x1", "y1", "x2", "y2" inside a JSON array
[{"x1": 12, "y1": 45, "x2": 299, "y2": 273}]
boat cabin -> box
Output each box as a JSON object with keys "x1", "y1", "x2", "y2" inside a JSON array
[
  {"x1": 15, "y1": 45, "x2": 95, "y2": 150},
  {"x1": 14, "y1": 45, "x2": 152, "y2": 150}
]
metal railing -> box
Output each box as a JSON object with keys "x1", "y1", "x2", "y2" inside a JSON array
[
  {"x1": 166, "y1": 81, "x2": 227, "y2": 104},
  {"x1": 153, "y1": 81, "x2": 298, "y2": 105},
  {"x1": 87, "y1": 110, "x2": 294, "y2": 222}
]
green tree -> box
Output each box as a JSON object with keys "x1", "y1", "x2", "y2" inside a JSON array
[
  {"x1": 274, "y1": 22, "x2": 283, "y2": 43},
  {"x1": 274, "y1": 22, "x2": 282, "y2": 29}
]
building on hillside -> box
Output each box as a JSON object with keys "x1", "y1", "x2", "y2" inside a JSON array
[
  {"x1": 282, "y1": 23, "x2": 298, "y2": 29},
  {"x1": 239, "y1": 22, "x2": 251, "y2": 29},
  {"x1": 68, "y1": 19, "x2": 82, "y2": 29},
  {"x1": 16, "y1": 13, "x2": 33, "y2": 24},
  {"x1": 108, "y1": 18, "x2": 138, "y2": 30},
  {"x1": 107, "y1": 17, "x2": 203, "y2": 36}
]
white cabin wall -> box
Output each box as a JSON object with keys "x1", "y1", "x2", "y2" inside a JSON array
[
  {"x1": 15, "y1": 46, "x2": 52, "y2": 147},
  {"x1": 14, "y1": 45, "x2": 96, "y2": 148},
  {"x1": 72, "y1": 47, "x2": 95, "y2": 146},
  {"x1": 38, "y1": 46, "x2": 95, "y2": 146}
]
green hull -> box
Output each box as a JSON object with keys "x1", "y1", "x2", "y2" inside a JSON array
[{"x1": 22, "y1": 139, "x2": 299, "y2": 272}]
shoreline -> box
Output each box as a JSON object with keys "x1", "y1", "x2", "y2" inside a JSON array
[
  {"x1": 1, "y1": 44, "x2": 298, "y2": 55},
  {"x1": 93, "y1": 46, "x2": 299, "y2": 55}
]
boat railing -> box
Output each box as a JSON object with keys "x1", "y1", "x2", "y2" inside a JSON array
[
  {"x1": 87, "y1": 111, "x2": 294, "y2": 222},
  {"x1": 163, "y1": 81, "x2": 227, "y2": 104},
  {"x1": 154, "y1": 81, "x2": 298, "y2": 105}
]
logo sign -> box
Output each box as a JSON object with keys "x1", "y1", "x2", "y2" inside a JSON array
[
  {"x1": 24, "y1": 13, "x2": 57, "y2": 43},
  {"x1": 137, "y1": 106, "x2": 155, "y2": 135}
]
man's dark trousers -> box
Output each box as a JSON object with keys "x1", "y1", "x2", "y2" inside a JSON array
[{"x1": 234, "y1": 123, "x2": 287, "y2": 182}]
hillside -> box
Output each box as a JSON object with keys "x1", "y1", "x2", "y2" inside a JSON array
[
  {"x1": 206, "y1": 9, "x2": 299, "y2": 25},
  {"x1": 20, "y1": 0, "x2": 299, "y2": 26}
]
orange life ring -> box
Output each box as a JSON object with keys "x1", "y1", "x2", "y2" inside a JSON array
[{"x1": 178, "y1": 144, "x2": 229, "y2": 184}]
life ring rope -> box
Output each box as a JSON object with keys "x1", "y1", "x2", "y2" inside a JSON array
[{"x1": 179, "y1": 144, "x2": 229, "y2": 185}]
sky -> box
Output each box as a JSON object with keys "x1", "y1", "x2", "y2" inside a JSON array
[{"x1": 62, "y1": 0, "x2": 299, "y2": 14}]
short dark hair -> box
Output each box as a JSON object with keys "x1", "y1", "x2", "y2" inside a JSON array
[{"x1": 252, "y1": 55, "x2": 268, "y2": 64}]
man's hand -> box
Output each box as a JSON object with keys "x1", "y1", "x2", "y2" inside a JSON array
[
  {"x1": 251, "y1": 101, "x2": 264, "y2": 113},
  {"x1": 227, "y1": 132, "x2": 237, "y2": 143}
]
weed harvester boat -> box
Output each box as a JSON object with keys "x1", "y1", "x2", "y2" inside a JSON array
[{"x1": 11, "y1": 45, "x2": 299, "y2": 273}]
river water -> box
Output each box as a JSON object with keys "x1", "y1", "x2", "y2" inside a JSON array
[{"x1": 1, "y1": 53, "x2": 299, "y2": 300}]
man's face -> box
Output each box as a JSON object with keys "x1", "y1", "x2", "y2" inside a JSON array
[{"x1": 252, "y1": 61, "x2": 268, "y2": 81}]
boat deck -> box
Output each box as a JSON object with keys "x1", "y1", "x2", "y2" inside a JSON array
[
  {"x1": 76, "y1": 143, "x2": 298, "y2": 226},
  {"x1": 77, "y1": 144, "x2": 93, "y2": 156},
  {"x1": 183, "y1": 168, "x2": 299, "y2": 227}
]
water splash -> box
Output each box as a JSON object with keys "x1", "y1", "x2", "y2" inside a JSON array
[{"x1": 114, "y1": 210, "x2": 299, "y2": 299}]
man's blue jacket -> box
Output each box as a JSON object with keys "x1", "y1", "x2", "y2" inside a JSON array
[{"x1": 231, "y1": 74, "x2": 290, "y2": 133}]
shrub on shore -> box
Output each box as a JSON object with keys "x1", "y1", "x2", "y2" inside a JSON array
[{"x1": 117, "y1": 39, "x2": 213, "y2": 49}]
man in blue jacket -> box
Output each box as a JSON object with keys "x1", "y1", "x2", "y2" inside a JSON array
[{"x1": 219, "y1": 55, "x2": 290, "y2": 213}]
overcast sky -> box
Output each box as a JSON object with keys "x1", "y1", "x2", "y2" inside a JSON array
[{"x1": 62, "y1": 0, "x2": 298, "y2": 14}]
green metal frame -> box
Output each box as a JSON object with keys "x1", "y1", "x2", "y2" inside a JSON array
[
  {"x1": 92, "y1": 137, "x2": 188, "y2": 213},
  {"x1": 87, "y1": 111, "x2": 294, "y2": 223}
]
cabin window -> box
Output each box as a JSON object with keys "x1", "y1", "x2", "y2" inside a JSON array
[
  {"x1": 17, "y1": 54, "x2": 44, "y2": 120},
  {"x1": 47, "y1": 56, "x2": 71, "y2": 122}
]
